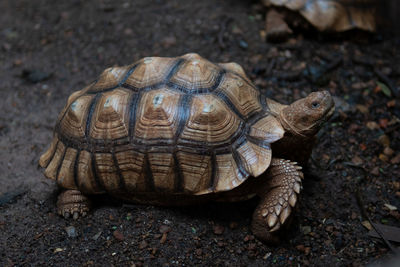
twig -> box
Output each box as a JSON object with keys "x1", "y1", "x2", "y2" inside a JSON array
[
  {"x1": 265, "y1": 58, "x2": 276, "y2": 76},
  {"x1": 218, "y1": 17, "x2": 233, "y2": 49},
  {"x1": 354, "y1": 189, "x2": 399, "y2": 256},
  {"x1": 385, "y1": 123, "x2": 400, "y2": 135}
]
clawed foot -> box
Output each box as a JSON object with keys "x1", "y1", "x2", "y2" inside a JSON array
[
  {"x1": 57, "y1": 190, "x2": 91, "y2": 219},
  {"x1": 251, "y1": 159, "x2": 303, "y2": 243}
]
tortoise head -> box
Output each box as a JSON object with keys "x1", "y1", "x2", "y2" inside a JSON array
[{"x1": 279, "y1": 91, "x2": 335, "y2": 138}]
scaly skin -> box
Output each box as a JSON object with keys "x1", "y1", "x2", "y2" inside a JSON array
[
  {"x1": 57, "y1": 190, "x2": 91, "y2": 219},
  {"x1": 251, "y1": 158, "x2": 303, "y2": 243}
]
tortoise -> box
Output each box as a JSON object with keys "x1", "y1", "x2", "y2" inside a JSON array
[
  {"x1": 262, "y1": 0, "x2": 376, "y2": 41},
  {"x1": 39, "y1": 53, "x2": 334, "y2": 242}
]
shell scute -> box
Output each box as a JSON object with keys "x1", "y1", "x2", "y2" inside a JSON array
[
  {"x1": 180, "y1": 94, "x2": 240, "y2": 144},
  {"x1": 134, "y1": 88, "x2": 182, "y2": 140},
  {"x1": 125, "y1": 57, "x2": 177, "y2": 88},
  {"x1": 90, "y1": 89, "x2": 131, "y2": 140},
  {"x1": 215, "y1": 72, "x2": 263, "y2": 119}
]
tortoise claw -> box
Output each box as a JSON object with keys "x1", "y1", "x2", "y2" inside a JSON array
[{"x1": 57, "y1": 190, "x2": 91, "y2": 220}]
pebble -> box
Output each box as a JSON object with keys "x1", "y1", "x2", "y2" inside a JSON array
[
  {"x1": 160, "y1": 233, "x2": 168, "y2": 244},
  {"x1": 391, "y1": 154, "x2": 400, "y2": 164},
  {"x1": 21, "y1": 69, "x2": 52, "y2": 83},
  {"x1": 244, "y1": 235, "x2": 254, "y2": 242},
  {"x1": 366, "y1": 121, "x2": 379, "y2": 130},
  {"x1": 159, "y1": 225, "x2": 171, "y2": 234},
  {"x1": 296, "y1": 244, "x2": 310, "y2": 255},
  {"x1": 139, "y1": 240, "x2": 148, "y2": 249},
  {"x1": 383, "y1": 147, "x2": 394, "y2": 157},
  {"x1": 238, "y1": 40, "x2": 248, "y2": 49},
  {"x1": 352, "y1": 156, "x2": 363, "y2": 165},
  {"x1": 301, "y1": 225, "x2": 311, "y2": 235},
  {"x1": 377, "y1": 134, "x2": 390, "y2": 147},
  {"x1": 371, "y1": 167, "x2": 380, "y2": 176},
  {"x1": 195, "y1": 248, "x2": 202, "y2": 256},
  {"x1": 92, "y1": 231, "x2": 102, "y2": 240},
  {"x1": 229, "y1": 221, "x2": 238, "y2": 229},
  {"x1": 113, "y1": 230, "x2": 124, "y2": 241},
  {"x1": 65, "y1": 226, "x2": 78, "y2": 238},
  {"x1": 384, "y1": 203, "x2": 397, "y2": 211},
  {"x1": 213, "y1": 225, "x2": 225, "y2": 235}
]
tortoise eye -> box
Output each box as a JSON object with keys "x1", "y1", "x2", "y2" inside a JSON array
[{"x1": 311, "y1": 102, "x2": 320, "y2": 109}]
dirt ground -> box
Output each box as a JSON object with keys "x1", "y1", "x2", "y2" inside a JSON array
[{"x1": 1, "y1": 0, "x2": 400, "y2": 266}]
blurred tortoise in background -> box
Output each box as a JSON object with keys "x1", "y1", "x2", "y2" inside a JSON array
[
  {"x1": 39, "y1": 53, "x2": 334, "y2": 242},
  {"x1": 262, "y1": 0, "x2": 377, "y2": 41}
]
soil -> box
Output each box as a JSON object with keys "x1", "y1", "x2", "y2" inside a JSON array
[{"x1": 1, "y1": 0, "x2": 400, "y2": 266}]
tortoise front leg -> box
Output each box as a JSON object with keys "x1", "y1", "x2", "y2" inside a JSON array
[
  {"x1": 251, "y1": 158, "x2": 303, "y2": 243},
  {"x1": 57, "y1": 190, "x2": 91, "y2": 219}
]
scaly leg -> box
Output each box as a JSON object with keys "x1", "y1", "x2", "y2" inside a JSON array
[
  {"x1": 251, "y1": 158, "x2": 303, "y2": 243},
  {"x1": 57, "y1": 190, "x2": 91, "y2": 220}
]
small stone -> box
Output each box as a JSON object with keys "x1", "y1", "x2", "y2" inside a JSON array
[
  {"x1": 13, "y1": 59, "x2": 22, "y2": 66},
  {"x1": 352, "y1": 156, "x2": 363, "y2": 165},
  {"x1": 54, "y1": 248, "x2": 64, "y2": 253},
  {"x1": 383, "y1": 147, "x2": 394, "y2": 157},
  {"x1": 65, "y1": 226, "x2": 77, "y2": 238},
  {"x1": 160, "y1": 233, "x2": 167, "y2": 244},
  {"x1": 213, "y1": 225, "x2": 225, "y2": 235},
  {"x1": 113, "y1": 230, "x2": 124, "y2": 241},
  {"x1": 92, "y1": 231, "x2": 102, "y2": 240},
  {"x1": 139, "y1": 240, "x2": 148, "y2": 249},
  {"x1": 301, "y1": 225, "x2": 311, "y2": 235},
  {"x1": 371, "y1": 167, "x2": 380, "y2": 176},
  {"x1": 379, "y1": 154, "x2": 389, "y2": 162},
  {"x1": 161, "y1": 36, "x2": 177, "y2": 48},
  {"x1": 384, "y1": 203, "x2": 398, "y2": 211},
  {"x1": 296, "y1": 244, "x2": 310, "y2": 255},
  {"x1": 263, "y1": 252, "x2": 272, "y2": 260},
  {"x1": 21, "y1": 69, "x2": 52, "y2": 83},
  {"x1": 351, "y1": 211, "x2": 358, "y2": 220},
  {"x1": 391, "y1": 154, "x2": 400, "y2": 164},
  {"x1": 366, "y1": 121, "x2": 379, "y2": 130},
  {"x1": 229, "y1": 221, "x2": 238, "y2": 229},
  {"x1": 377, "y1": 134, "x2": 390, "y2": 147},
  {"x1": 244, "y1": 235, "x2": 254, "y2": 242},
  {"x1": 333, "y1": 96, "x2": 352, "y2": 113},
  {"x1": 124, "y1": 28, "x2": 133, "y2": 35},
  {"x1": 238, "y1": 40, "x2": 248, "y2": 49},
  {"x1": 361, "y1": 221, "x2": 372, "y2": 231},
  {"x1": 379, "y1": 118, "x2": 389, "y2": 128},
  {"x1": 356, "y1": 104, "x2": 369, "y2": 114},
  {"x1": 159, "y1": 225, "x2": 171, "y2": 234},
  {"x1": 195, "y1": 248, "x2": 202, "y2": 256},
  {"x1": 387, "y1": 100, "x2": 396, "y2": 108}
]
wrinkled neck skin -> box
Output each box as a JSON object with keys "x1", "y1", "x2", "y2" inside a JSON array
[
  {"x1": 266, "y1": 98, "x2": 315, "y2": 166},
  {"x1": 271, "y1": 129, "x2": 316, "y2": 167}
]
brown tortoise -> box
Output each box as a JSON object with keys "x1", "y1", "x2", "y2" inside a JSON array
[
  {"x1": 263, "y1": 0, "x2": 376, "y2": 32},
  {"x1": 39, "y1": 53, "x2": 334, "y2": 242}
]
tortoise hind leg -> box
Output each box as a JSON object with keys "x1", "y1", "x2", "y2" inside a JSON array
[
  {"x1": 57, "y1": 190, "x2": 91, "y2": 220},
  {"x1": 251, "y1": 158, "x2": 303, "y2": 243}
]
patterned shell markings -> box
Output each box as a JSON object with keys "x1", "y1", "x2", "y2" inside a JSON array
[{"x1": 39, "y1": 53, "x2": 285, "y2": 196}]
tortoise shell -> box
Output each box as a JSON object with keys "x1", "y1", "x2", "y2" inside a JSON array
[
  {"x1": 39, "y1": 53, "x2": 284, "y2": 196},
  {"x1": 263, "y1": 0, "x2": 376, "y2": 32}
]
